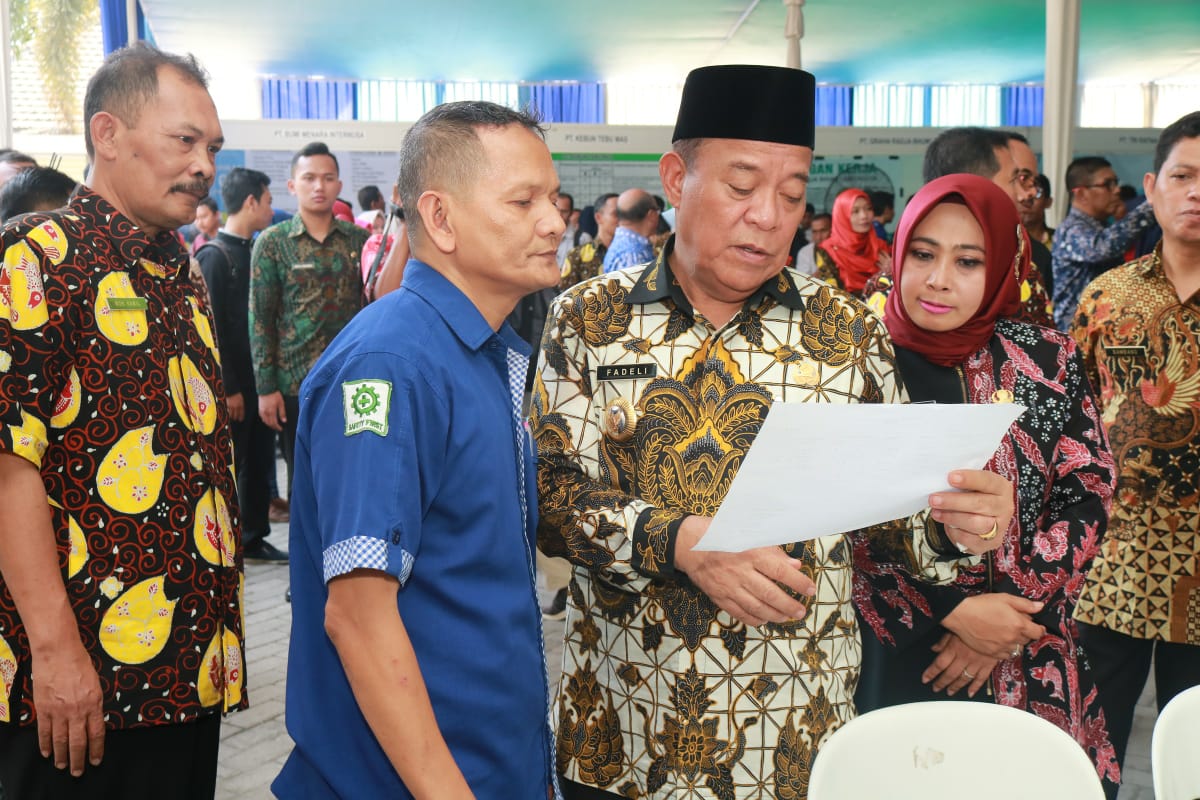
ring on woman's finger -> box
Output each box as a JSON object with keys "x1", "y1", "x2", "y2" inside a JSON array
[
  {"x1": 977, "y1": 519, "x2": 1000, "y2": 541},
  {"x1": 1010, "y1": 646, "x2": 1021, "y2": 658},
  {"x1": 961, "y1": 668, "x2": 975, "y2": 680}
]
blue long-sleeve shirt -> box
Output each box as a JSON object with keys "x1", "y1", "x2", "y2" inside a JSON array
[{"x1": 1051, "y1": 202, "x2": 1155, "y2": 330}]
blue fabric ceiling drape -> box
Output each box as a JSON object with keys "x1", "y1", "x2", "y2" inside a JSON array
[
  {"x1": 99, "y1": 0, "x2": 149, "y2": 53},
  {"x1": 262, "y1": 78, "x2": 358, "y2": 120},
  {"x1": 815, "y1": 86, "x2": 853, "y2": 126},
  {"x1": 1002, "y1": 85, "x2": 1044, "y2": 127},
  {"x1": 520, "y1": 83, "x2": 605, "y2": 123}
]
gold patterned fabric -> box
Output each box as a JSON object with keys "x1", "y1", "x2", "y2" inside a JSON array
[
  {"x1": 532, "y1": 239, "x2": 959, "y2": 798},
  {"x1": 1071, "y1": 246, "x2": 1200, "y2": 645},
  {"x1": 560, "y1": 241, "x2": 608, "y2": 291}
]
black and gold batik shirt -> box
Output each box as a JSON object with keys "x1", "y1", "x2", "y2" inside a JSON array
[
  {"x1": 1071, "y1": 246, "x2": 1200, "y2": 645},
  {"x1": 532, "y1": 239, "x2": 963, "y2": 798}
]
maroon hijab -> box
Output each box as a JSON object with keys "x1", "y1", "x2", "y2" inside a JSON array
[{"x1": 883, "y1": 174, "x2": 1031, "y2": 366}]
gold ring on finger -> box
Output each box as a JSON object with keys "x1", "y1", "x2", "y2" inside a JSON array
[{"x1": 977, "y1": 519, "x2": 1000, "y2": 541}]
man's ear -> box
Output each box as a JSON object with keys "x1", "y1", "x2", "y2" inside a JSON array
[
  {"x1": 660, "y1": 150, "x2": 687, "y2": 209},
  {"x1": 416, "y1": 190, "x2": 455, "y2": 255},
  {"x1": 89, "y1": 111, "x2": 121, "y2": 162},
  {"x1": 1142, "y1": 170, "x2": 1157, "y2": 205}
]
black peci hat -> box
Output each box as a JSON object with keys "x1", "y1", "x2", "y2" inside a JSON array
[{"x1": 672, "y1": 64, "x2": 816, "y2": 148}]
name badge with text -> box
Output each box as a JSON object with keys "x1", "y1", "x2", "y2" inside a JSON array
[
  {"x1": 597, "y1": 364, "x2": 658, "y2": 381},
  {"x1": 106, "y1": 297, "x2": 148, "y2": 311},
  {"x1": 1104, "y1": 345, "x2": 1146, "y2": 358}
]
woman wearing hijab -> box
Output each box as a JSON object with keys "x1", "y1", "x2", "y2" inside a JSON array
[
  {"x1": 814, "y1": 187, "x2": 891, "y2": 296},
  {"x1": 851, "y1": 174, "x2": 1121, "y2": 795}
]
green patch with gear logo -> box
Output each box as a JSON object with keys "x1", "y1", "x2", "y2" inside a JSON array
[{"x1": 342, "y1": 379, "x2": 392, "y2": 437}]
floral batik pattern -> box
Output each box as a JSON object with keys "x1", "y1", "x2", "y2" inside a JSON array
[{"x1": 852, "y1": 318, "x2": 1121, "y2": 790}]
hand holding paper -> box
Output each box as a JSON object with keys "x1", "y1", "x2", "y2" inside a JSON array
[
  {"x1": 694, "y1": 402, "x2": 1024, "y2": 552},
  {"x1": 674, "y1": 515, "x2": 816, "y2": 627}
]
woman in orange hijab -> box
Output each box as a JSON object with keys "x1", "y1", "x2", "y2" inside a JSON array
[{"x1": 814, "y1": 188, "x2": 890, "y2": 295}]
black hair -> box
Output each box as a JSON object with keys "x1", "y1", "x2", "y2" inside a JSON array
[
  {"x1": 1034, "y1": 173, "x2": 1052, "y2": 200},
  {"x1": 593, "y1": 192, "x2": 618, "y2": 212},
  {"x1": 1154, "y1": 111, "x2": 1200, "y2": 174},
  {"x1": 0, "y1": 149, "x2": 36, "y2": 166},
  {"x1": 869, "y1": 191, "x2": 894, "y2": 216},
  {"x1": 290, "y1": 141, "x2": 339, "y2": 176},
  {"x1": 0, "y1": 167, "x2": 77, "y2": 222},
  {"x1": 357, "y1": 184, "x2": 383, "y2": 211},
  {"x1": 923, "y1": 127, "x2": 1009, "y2": 182},
  {"x1": 1065, "y1": 157, "x2": 1112, "y2": 192},
  {"x1": 221, "y1": 167, "x2": 271, "y2": 214},
  {"x1": 84, "y1": 42, "x2": 209, "y2": 159}
]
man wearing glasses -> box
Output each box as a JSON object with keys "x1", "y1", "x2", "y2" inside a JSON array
[
  {"x1": 1051, "y1": 156, "x2": 1156, "y2": 330},
  {"x1": 921, "y1": 127, "x2": 1054, "y2": 327}
]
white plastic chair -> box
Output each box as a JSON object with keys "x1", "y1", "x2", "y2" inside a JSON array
[
  {"x1": 1152, "y1": 684, "x2": 1200, "y2": 800},
  {"x1": 808, "y1": 700, "x2": 1104, "y2": 799}
]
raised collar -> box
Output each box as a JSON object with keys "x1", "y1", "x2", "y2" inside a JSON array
[
  {"x1": 401, "y1": 259, "x2": 528, "y2": 355},
  {"x1": 626, "y1": 234, "x2": 806, "y2": 314},
  {"x1": 70, "y1": 186, "x2": 189, "y2": 280},
  {"x1": 1136, "y1": 242, "x2": 1164, "y2": 278}
]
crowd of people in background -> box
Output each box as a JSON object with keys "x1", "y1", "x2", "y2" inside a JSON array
[{"x1": 0, "y1": 41, "x2": 1196, "y2": 800}]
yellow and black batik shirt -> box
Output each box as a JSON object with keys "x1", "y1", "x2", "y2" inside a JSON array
[
  {"x1": 532, "y1": 238, "x2": 961, "y2": 798},
  {"x1": 0, "y1": 188, "x2": 246, "y2": 728},
  {"x1": 560, "y1": 240, "x2": 608, "y2": 291}
]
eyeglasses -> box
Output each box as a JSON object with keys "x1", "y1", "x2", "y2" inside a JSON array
[
  {"x1": 1034, "y1": 187, "x2": 1046, "y2": 199},
  {"x1": 1086, "y1": 178, "x2": 1120, "y2": 191}
]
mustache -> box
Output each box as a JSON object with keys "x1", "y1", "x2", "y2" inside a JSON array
[{"x1": 171, "y1": 181, "x2": 211, "y2": 196}]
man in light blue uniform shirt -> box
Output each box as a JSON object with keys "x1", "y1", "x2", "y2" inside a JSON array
[
  {"x1": 601, "y1": 187, "x2": 659, "y2": 273},
  {"x1": 273, "y1": 100, "x2": 565, "y2": 799}
]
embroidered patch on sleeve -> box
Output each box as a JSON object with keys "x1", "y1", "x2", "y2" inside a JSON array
[{"x1": 342, "y1": 379, "x2": 392, "y2": 437}]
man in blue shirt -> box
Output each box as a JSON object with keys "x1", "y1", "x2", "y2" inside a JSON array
[
  {"x1": 274, "y1": 101, "x2": 565, "y2": 799},
  {"x1": 602, "y1": 187, "x2": 659, "y2": 273},
  {"x1": 1051, "y1": 156, "x2": 1156, "y2": 329}
]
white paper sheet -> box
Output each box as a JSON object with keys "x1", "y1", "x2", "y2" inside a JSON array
[{"x1": 693, "y1": 402, "x2": 1026, "y2": 552}]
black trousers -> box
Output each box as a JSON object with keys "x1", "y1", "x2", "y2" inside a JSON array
[
  {"x1": 1077, "y1": 621, "x2": 1200, "y2": 770},
  {"x1": 561, "y1": 778, "x2": 621, "y2": 800},
  {"x1": 0, "y1": 713, "x2": 221, "y2": 800},
  {"x1": 280, "y1": 394, "x2": 300, "y2": 500},
  {"x1": 231, "y1": 390, "x2": 276, "y2": 548}
]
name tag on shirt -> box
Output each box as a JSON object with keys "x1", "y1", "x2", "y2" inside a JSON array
[
  {"x1": 106, "y1": 297, "x2": 148, "y2": 311},
  {"x1": 597, "y1": 364, "x2": 657, "y2": 381},
  {"x1": 1104, "y1": 345, "x2": 1146, "y2": 358},
  {"x1": 291, "y1": 262, "x2": 315, "y2": 271}
]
